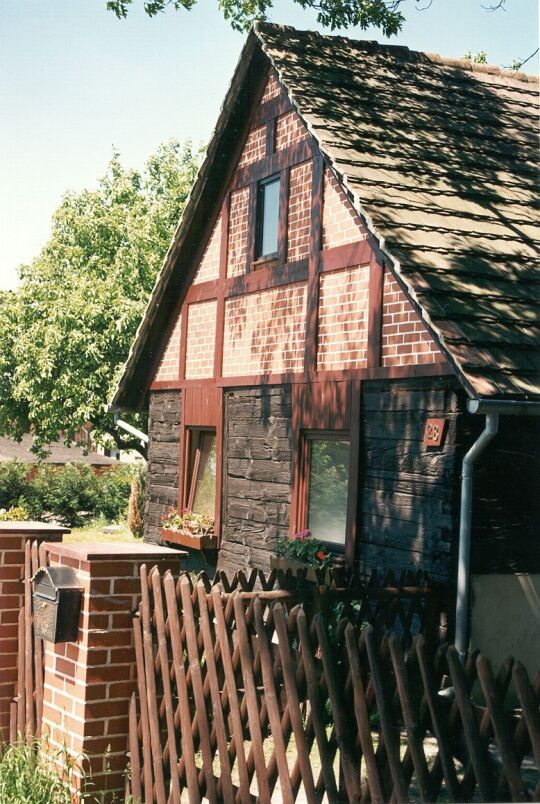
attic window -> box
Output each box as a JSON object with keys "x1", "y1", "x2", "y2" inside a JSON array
[{"x1": 255, "y1": 174, "x2": 280, "y2": 260}]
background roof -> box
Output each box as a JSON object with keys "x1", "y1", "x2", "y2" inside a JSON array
[{"x1": 0, "y1": 434, "x2": 119, "y2": 465}]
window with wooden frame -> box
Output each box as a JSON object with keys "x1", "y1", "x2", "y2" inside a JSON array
[
  {"x1": 298, "y1": 432, "x2": 351, "y2": 549},
  {"x1": 254, "y1": 174, "x2": 280, "y2": 260},
  {"x1": 184, "y1": 428, "x2": 217, "y2": 517}
]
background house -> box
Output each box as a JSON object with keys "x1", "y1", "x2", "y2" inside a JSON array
[
  {"x1": 113, "y1": 25, "x2": 539, "y2": 607},
  {"x1": 0, "y1": 434, "x2": 120, "y2": 472}
]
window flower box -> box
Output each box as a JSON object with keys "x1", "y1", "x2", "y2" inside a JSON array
[
  {"x1": 270, "y1": 555, "x2": 320, "y2": 583},
  {"x1": 271, "y1": 530, "x2": 334, "y2": 583},
  {"x1": 160, "y1": 527, "x2": 217, "y2": 551},
  {"x1": 160, "y1": 507, "x2": 217, "y2": 552}
]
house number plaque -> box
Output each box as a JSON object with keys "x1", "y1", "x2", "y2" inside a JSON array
[{"x1": 423, "y1": 418, "x2": 447, "y2": 447}]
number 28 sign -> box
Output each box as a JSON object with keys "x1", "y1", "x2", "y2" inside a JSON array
[{"x1": 423, "y1": 418, "x2": 447, "y2": 447}]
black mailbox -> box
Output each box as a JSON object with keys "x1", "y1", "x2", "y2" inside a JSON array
[{"x1": 32, "y1": 566, "x2": 82, "y2": 643}]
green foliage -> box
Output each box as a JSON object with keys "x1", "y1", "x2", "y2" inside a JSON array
[
  {"x1": 275, "y1": 530, "x2": 333, "y2": 567},
  {"x1": 0, "y1": 459, "x2": 134, "y2": 527},
  {"x1": 106, "y1": 0, "x2": 405, "y2": 35},
  {"x1": 464, "y1": 49, "x2": 488, "y2": 63},
  {"x1": 97, "y1": 463, "x2": 140, "y2": 522},
  {"x1": 0, "y1": 141, "x2": 201, "y2": 457},
  {"x1": 0, "y1": 505, "x2": 30, "y2": 521},
  {"x1": 33, "y1": 464, "x2": 101, "y2": 527},
  {"x1": 0, "y1": 459, "x2": 30, "y2": 509},
  {"x1": 0, "y1": 737, "x2": 77, "y2": 804}
]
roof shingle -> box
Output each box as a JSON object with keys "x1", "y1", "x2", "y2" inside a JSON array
[{"x1": 254, "y1": 23, "x2": 540, "y2": 398}]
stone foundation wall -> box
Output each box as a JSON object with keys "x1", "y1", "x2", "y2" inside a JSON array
[
  {"x1": 145, "y1": 391, "x2": 181, "y2": 544},
  {"x1": 218, "y1": 386, "x2": 292, "y2": 574}
]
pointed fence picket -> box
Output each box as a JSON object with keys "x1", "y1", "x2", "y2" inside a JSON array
[{"x1": 126, "y1": 567, "x2": 539, "y2": 803}]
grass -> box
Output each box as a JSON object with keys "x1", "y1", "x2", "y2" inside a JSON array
[
  {"x1": 64, "y1": 517, "x2": 139, "y2": 544},
  {"x1": 0, "y1": 738, "x2": 77, "y2": 804}
]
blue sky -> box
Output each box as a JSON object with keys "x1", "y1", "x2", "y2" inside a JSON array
[{"x1": 1, "y1": 0, "x2": 537, "y2": 290}]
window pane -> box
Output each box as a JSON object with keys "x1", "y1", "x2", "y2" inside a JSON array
[
  {"x1": 257, "y1": 176, "x2": 280, "y2": 258},
  {"x1": 307, "y1": 439, "x2": 350, "y2": 545},
  {"x1": 192, "y1": 432, "x2": 217, "y2": 517}
]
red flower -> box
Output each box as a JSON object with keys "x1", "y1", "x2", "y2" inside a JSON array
[{"x1": 315, "y1": 550, "x2": 327, "y2": 561}]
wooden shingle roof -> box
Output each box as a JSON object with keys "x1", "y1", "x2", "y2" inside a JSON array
[
  {"x1": 113, "y1": 24, "x2": 539, "y2": 408},
  {"x1": 255, "y1": 24, "x2": 540, "y2": 399}
]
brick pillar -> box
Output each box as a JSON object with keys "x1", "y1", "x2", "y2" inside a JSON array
[
  {"x1": 0, "y1": 522, "x2": 68, "y2": 740},
  {"x1": 41, "y1": 542, "x2": 184, "y2": 799}
]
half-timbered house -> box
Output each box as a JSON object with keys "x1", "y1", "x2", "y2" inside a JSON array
[{"x1": 113, "y1": 24, "x2": 539, "y2": 590}]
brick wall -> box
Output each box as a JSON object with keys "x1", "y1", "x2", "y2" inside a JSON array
[
  {"x1": 381, "y1": 271, "x2": 445, "y2": 367},
  {"x1": 154, "y1": 313, "x2": 182, "y2": 382},
  {"x1": 287, "y1": 160, "x2": 312, "y2": 262},
  {"x1": 184, "y1": 299, "x2": 217, "y2": 379},
  {"x1": 222, "y1": 282, "x2": 307, "y2": 377},
  {"x1": 260, "y1": 71, "x2": 281, "y2": 103},
  {"x1": 317, "y1": 264, "x2": 370, "y2": 371},
  {"x1": 238, "y1": 125, "x2": 267, "y2": 168},
  {"x1": 322, "y1": 168, "x2": 365, "y2": 249},
  {"x1": 41, "y1": 543, "x2": 182, "y2": 798},
  {"x1": 275, "y1": 110, "x2": 309, "y2": 150},
  {"x1": 145, "y1": 391, "x2": 181, "y2": 544},
  {"x1": 227, "y1": 186, "x2": 250, "y2": 278},
  {"x1": 192, "y1": 212, "x2": 221, "y2": 284},
  {"x1": 219, "y1": 386, "x2": 292, "y2": 574}
]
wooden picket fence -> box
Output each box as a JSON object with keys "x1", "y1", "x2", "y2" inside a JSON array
[
  {"x1": 127, "y1": 566, "x2": 540, "y2": 803},
  {"x1": 9, "y1": 539, "x2": 48, "y2": 742}
]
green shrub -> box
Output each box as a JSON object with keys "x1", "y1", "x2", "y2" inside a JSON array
[
  {"x1": 95, "y1": 464, "x2": 136, "y2": 522},
  {"x1": 0, "y1": 459, "x2": 31, "y2": 510},
  {"x1": 33, "y1": 463, "x2": 101, "y2": 527},
  {"x1": 0, "y1": 737, "x2": 76, "y2": 803},
  {"x1": 0, "y1": 459, "x2": 143, "y2": 527}
]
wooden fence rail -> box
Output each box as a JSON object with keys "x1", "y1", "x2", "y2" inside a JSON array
[
  {"x1": 127, "y1": 566, "x2": 539, "y2": 803},
  {"x1": 9, "y1": 539, "x2": 48, "y2": 743}
]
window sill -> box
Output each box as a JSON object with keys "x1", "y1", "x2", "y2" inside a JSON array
[{"x1": 251, "y1": 255, "x2": 278, "y2": 271}]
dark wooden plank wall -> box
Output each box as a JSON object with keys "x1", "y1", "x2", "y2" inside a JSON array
[
  {"x1": 146, "y1": 378, "x2": 539, "y2": 581},
  {"x1": 145, "y1": 391, "x2": 182, "y2": 544},
  {"x1": 359, "y1": 376, "x2": 462, "y2": 581},
  {"x1": 218, "y1": 386, "x2": 293, "y2": 574}
]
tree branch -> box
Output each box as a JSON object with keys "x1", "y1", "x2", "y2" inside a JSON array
[{"x1": 504, "y1": 46, "x2": 539, "y2": 71}]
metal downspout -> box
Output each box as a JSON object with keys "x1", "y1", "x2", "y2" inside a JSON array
[
  {"x1": 455, "y1": 413, "x2": 499, "y2": 662},
  {"x1": 111, "y1": 408, "x2": 149, "y2": 445}
]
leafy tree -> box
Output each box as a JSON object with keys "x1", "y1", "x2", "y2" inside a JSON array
[
  {"x1": 107, "y1": 0, "x2": 406, "y2": 35},
  {"x1": 0, "y1": 140, "x2": 202, "y2": 456}
]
